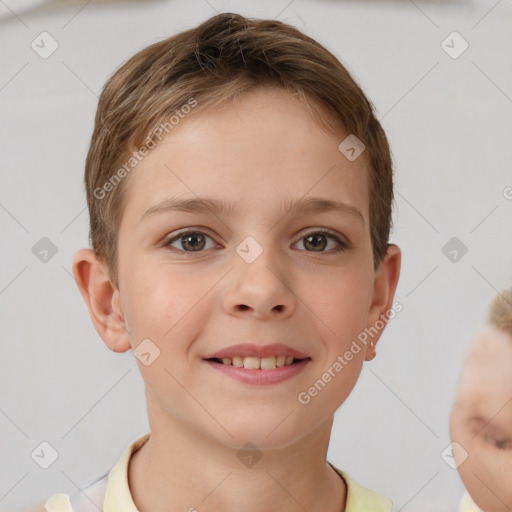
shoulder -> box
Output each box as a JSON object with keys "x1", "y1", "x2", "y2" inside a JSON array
[
  {"x1": 459, "y1": 491, "x2": 484, "y2": 512},
  {"x1": 42, "y1": 474, "x2": 108, "y2": 512},
  {"x1": 40, "y1": 432, "x2": 149, "y2": 512},
  {"x1": 329, "y1": 463, "x2": 393, "y2": 512},
  {"x1": 41, "y1": 493, "x2": 73, "y2": 512}
]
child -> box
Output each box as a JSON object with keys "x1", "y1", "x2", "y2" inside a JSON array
[
  {"x1": 39, "y1": 12, "x2": 401, "y2": 512},
  {"x1": 450, "y1": 289, "x2": 512, "y2": 512}
]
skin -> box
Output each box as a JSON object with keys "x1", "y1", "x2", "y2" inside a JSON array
[
  {"x1": 73, "y1": 86, "x2": 401, "y2": 512},
  {"x1": 450, "y1": 327, "x2": 512, "y2": 512}
]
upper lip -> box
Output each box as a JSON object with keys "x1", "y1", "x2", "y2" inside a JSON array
[{"x1": 203, "y1": 343, "x2": 310, "y2": 360}]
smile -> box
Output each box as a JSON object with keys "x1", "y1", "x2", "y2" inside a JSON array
[
  {"x1": 204, "y1": 357, "x2": 311, "y2": 385},
  {"x1": 207, "y1": 355, "x2": 306, "y2": 369}
]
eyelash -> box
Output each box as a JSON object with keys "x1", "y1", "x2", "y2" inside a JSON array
[
  {"x1": 495, "y1": 440, "x2": 512, "y2": 451},
  {"x1": 482, "y1": 434, "x2": 512, "y2": 451},
  {"x1": 163, "y1": 228, "x2": 350, "y2": 255}
]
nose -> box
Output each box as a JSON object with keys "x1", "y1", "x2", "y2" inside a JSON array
[{"x1": 222, "y1": 244, "x2": 297, "y2": 320}]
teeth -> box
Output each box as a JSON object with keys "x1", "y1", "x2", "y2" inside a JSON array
[
  {"x1": 232, "y1": 356, "x2": 244, "y2": 367},
  {"x1": 217, "y1": 355, "x2": 298, "y2": 369},
  {"x1": 261, "y1": 356, "x2": 277, "y2": 370},
  {"x1": 244, "y1": 357, "x2": 263, "y2": 369}
]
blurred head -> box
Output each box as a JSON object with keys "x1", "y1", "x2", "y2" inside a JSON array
[{"x1": 450, "y1": 290, "x2": 512, "y2": 512}]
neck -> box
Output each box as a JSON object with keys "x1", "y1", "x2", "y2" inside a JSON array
[{"x1": 128, "y1": 395, "x2": 346, "y2": 512}]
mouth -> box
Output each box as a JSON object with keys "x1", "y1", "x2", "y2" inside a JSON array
[
  {"x1": 204, "y1": 356, "x2": 311, "y2": 370},
  {"x1": 201, "y1": 342, "x2": 311, "y2": 371},
  {"x1": 203, "y1": 355, "x2": 311, "y2": 385}
]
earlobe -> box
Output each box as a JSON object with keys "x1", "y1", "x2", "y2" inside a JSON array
[
  {"x1": 364, "y1": 341, "x2": 377, "y2": 361},
  {"x1": 364, "y1": 244, "x2": 402, "y2": 361},
  {"x1": 72, "y1": 248, "x2": 132, "y2": 353}
]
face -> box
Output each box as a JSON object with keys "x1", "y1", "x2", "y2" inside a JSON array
[
  {"x1": 450, "y1": 328, "x2": 512, "y2": 512},
  {"x1": 105, "y1": 86, "x2": 397, "y2": 450}
]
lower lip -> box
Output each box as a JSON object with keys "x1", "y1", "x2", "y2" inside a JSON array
[{"x1": 203, "y1": 359, "x2": 311, "y2": 385}]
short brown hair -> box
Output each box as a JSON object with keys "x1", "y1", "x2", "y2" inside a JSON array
[
  {"x1": 84, "y1": 12, "x2": 395, "y2": 288},
  {"x1": 488, "y1": 289, "x2": 512, "y2": 337}
]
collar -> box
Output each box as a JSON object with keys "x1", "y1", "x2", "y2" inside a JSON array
[
  {"x1": 103, "y1": 433, "x2": 392, "y2": 512},
  {"x1": 103, "y1": 432, "x2": 150, "y2": 512}
]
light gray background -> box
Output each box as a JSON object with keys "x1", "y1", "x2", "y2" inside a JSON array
[{"x1": 1, "y1": 0, "x2": 511, "y2": 510}]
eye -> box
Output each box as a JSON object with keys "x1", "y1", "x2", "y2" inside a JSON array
[
  {"x1": 495, "y1": 439, "x2": 512, "y2": 450},
  {"x1": 164, "y1": 230, "x2": 217, "y2": 253},
  {"x1": 163, "y1": 228, "x2": 350, "y2": 254},
  {"x1": 481, "y1": 432, "x2": 512, "y2": 451},
  {"x1": 293, "y1": 229, "x2": 350, "y2": 253}
]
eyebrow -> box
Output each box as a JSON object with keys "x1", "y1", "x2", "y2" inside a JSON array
[
  {"x1": 468, "y1": 415, "x2": 512, "y2": 434},
  {"x1": 139, "y1": 195, "x2": 365, "y2": 226}
]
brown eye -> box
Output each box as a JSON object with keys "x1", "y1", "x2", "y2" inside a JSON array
[
  {"x1": 165, "y1": 231, "x2": 215, "y2": 252},
  {"x1": 181, "y1": 233, "x2": 205, "y2": 251},
  {"x1": 295, "y1": 229, "x2": 349, "y2": 253},
  {"x1": 303, "y1": 233, "x2": 327, "y2": 251}
]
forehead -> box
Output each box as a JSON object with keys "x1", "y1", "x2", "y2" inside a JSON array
[
  {"x1": 121, "y1": 87, "x2": 369, "y2": 224},
  {"x1": 456, "y1": 329, "x2": 512, "y2": 416}
]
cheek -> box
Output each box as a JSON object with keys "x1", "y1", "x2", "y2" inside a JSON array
[
  {"x1": 453, "y1": 424, "x2": 512, "y2": 504},
  {"x1": 494, "y1": 457, "x2": 512, "y2": 500},
  {"x1": 462, "y1": 448, "x2": 512, "y2": 512},
  {"x1": 303, "y1": 270, "x2": 370, "y2": 341},
  {"x1": 122, "y1": 263, "x2": 193, "y2": 346}
]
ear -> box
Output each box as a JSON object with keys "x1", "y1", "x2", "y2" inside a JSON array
[
  {"x1": 364, "y1": 244, "x2": 401, "y2": 361},
  {"x1": 72, "y1": 248, "x2": 132, "y2": 353}
]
